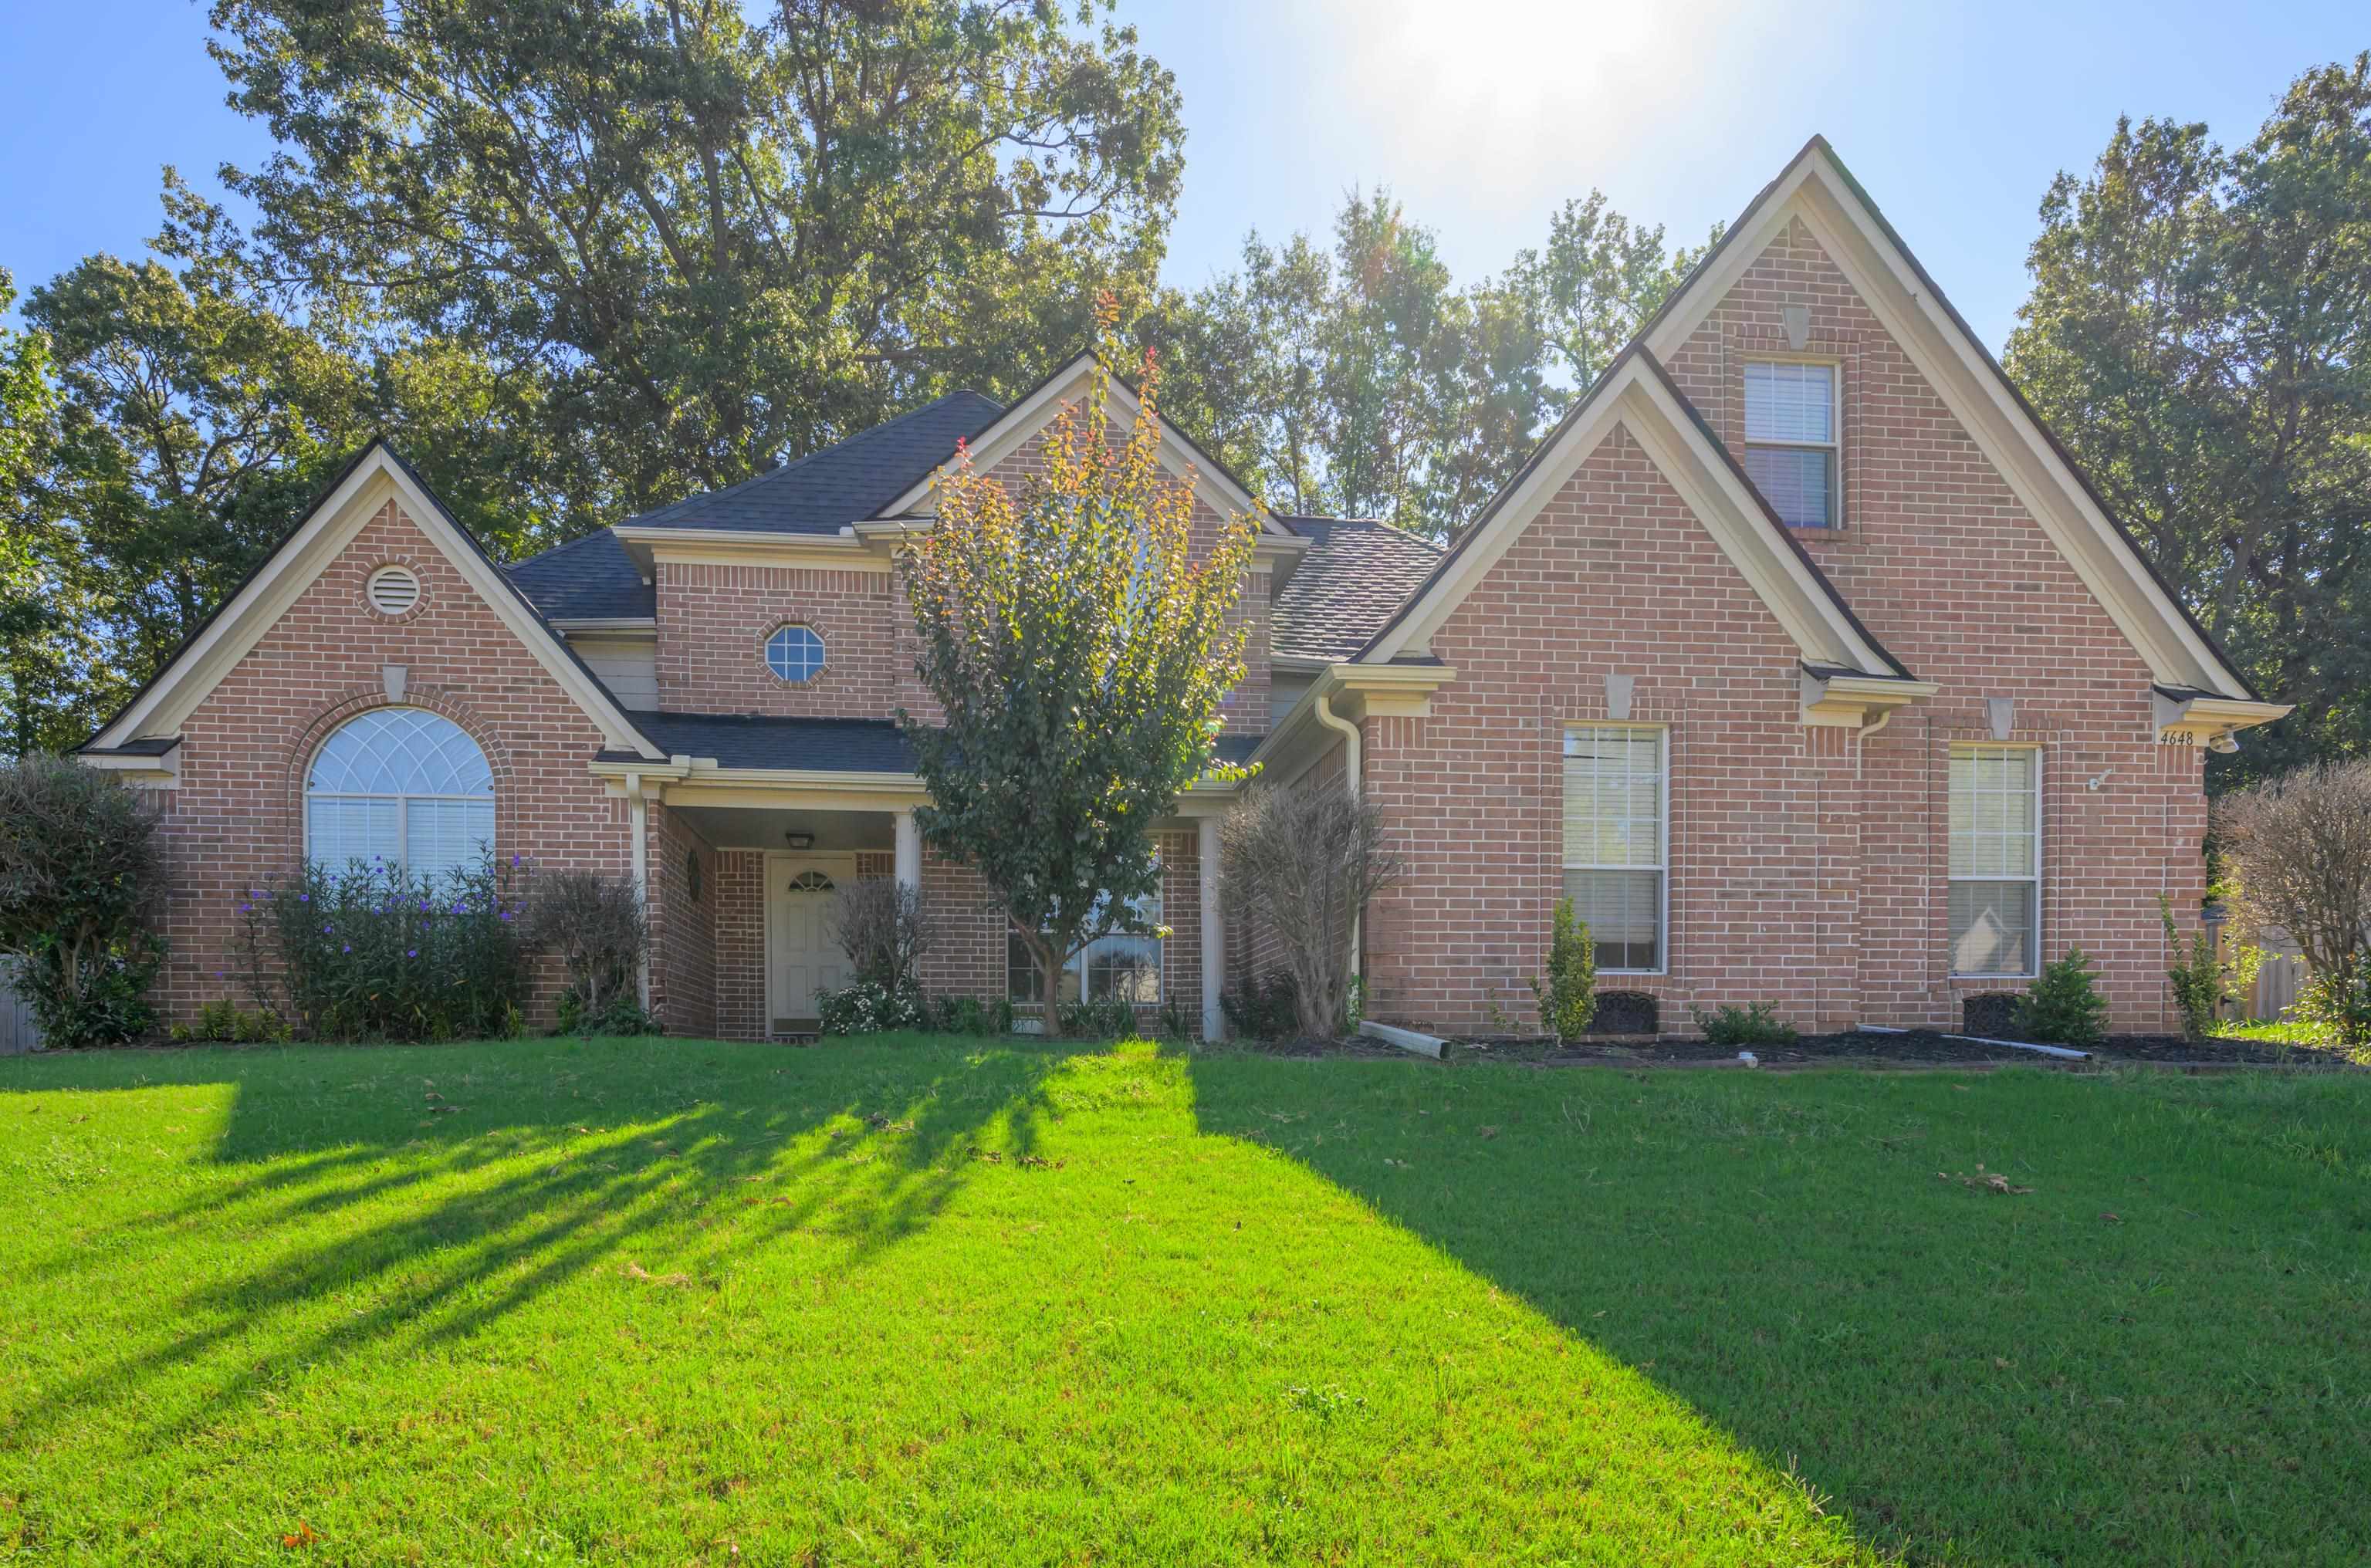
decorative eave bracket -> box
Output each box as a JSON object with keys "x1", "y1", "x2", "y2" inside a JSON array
[
  {"x1": 1325, "y1": 661, "x2": 1459, "y2": 721},
  {"x1": 1799, "y1": 665, "x2": 1939, "y2": 729},
  {"x1": 2152, "y1": 687, "x2": 2292, "y2": 753}
]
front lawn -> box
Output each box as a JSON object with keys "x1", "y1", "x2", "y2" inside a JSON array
[{"x1": 3, "y1": 1037, "x2": 2366, "y2": 1563}]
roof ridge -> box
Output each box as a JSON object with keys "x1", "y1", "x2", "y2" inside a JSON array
[{"x1": 506, "y1": 526, "x2": 621, "y2": 572}]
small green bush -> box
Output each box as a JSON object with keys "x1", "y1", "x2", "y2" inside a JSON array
[
  {"x1": 526, "y1": 870, "x2": 648, "y2": 1030},
  {"x1": 170, "y1": 998, "x2": 289, "y2": 1044},
  {"x1": 1057, "y1": 995, "x2": 1141, "y2": 1039},
  {"x1": 233, "y1": 852, "x2": 533, "y2": 1042},
  {"x1": 556, "y1": 991, "x2": 659, "y2": 1037},
  {"x1": 922, "y1": 995, "x2": 1015, "y2": 1037},
  {"x1": 1530, "y1": 897, "x2": 1597, "y2": 1039},
  {"x1": 1221, "y1": 971, "x2": 1300, "y2": 1041},
  {"x1": 2014, "y1": 949, "x2": 2109, "y2": 1046},
  {"x1": 815, "y1": 977, "x2": 925, "y2": 1036},
  {"x1": 2293, "y1": 972, "x2": 2371, "y2": 1056},
  {"x1": 1693, "y1": 1001, "x2": 1798, "y2": 1047}
]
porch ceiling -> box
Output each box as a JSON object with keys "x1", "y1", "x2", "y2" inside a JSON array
[{"x1": 672, "y1": 804, "x2": 893, "y2": 853}]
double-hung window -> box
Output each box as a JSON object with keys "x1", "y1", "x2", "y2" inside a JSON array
[
  {"x1": 1742, "y1": 360, "x2": 1838, "y2": 528},
  {"x1": 1563, "y1": 725, "x2": 1666, "y2": 972},
  {"x1": 1948, "y1": 744, "x2": 2040, "y2": 977},
  {"x1": 1008, "y1": 887, "x2": 1163, "y2": 1005}
]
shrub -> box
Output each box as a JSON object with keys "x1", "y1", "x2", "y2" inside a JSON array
[
  {"x1": 2160, "y1": 894, "x2": 2259, "y2": 1041},
  {"x1": 923, "y1": 994, "x2": 1014, "y2": 1037},
  {"x1": 524, "y1": 870, "x2": 648, "y2": 1031},
  {"x1": 234, "y1": 852, "x2": 533, "y2": 1041},
  {"x1": 825, "y1": 878, "x2": 932, "y2": 993},
  {"x1": 1221, "y1": 970, "x2": 1300, "y2": 1041},
  {"x1": 2014, "y1": 949, "x2": 2109, "y2": 1046},
  {"x1": 1530, "y1": 897, "x2": 1597, "y2": 1039},
  {"x1": 1693, "y1": 1002, "x2": 1798, "y2": 1047},
  {"x1": 2293, "y1": 972, "x2": 2371, "y2": 1056},
  {"x1": 0, "y1": 757, "x2": 168, "y2": 1047},
  {"x1": 1219, "y1": 785, "x2": 1405, "y2": 1041},
  {"x1": 2218, "y1": 759, "x2": 2371, "y2": 1048},
  {"x1": 1155, "y1": 996, "x2": 1198, "y2": 1042},
  {"x1": 169, "y1": 998, "x2": 288, "y2": 1045},
  {"x1": 816, "y1": 976, "x2": 925, "y2": 1036},
  {"x1": 1057, "y1": 994, "x2": 1141, "y2": 1039}
]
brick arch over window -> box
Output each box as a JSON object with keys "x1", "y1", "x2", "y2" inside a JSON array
[{"x1": 278, "y1": 687, "x2": 520, "y2": 867}]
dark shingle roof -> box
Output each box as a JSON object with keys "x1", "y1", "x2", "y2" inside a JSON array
[
  {"x1": 600, "y1": 711, "x2": 1265, "y2": 775},
  {"x1": 506, "y1": 529, "x2": 653, "y2": 620},
  {"x1": 621, "y1": 390, "x2": 1006, "y2": 536},
  {"x1": 1269, "y1": 517, "x2": 1445, "y2": 661}
]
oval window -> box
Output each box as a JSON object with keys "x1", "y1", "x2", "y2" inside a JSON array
[
  {"x1": 367, "y1": 565, "x2": 421, "y2": 617},
  {"x1": 765, "y1": 624, "x2": 826, "y2": 683}
]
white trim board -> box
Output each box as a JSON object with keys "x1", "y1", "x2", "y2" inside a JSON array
[{"x1": 90, "y1": 444, "x2": 665, "y2": 759}]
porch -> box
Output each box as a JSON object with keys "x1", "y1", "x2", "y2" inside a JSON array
[{"x1": 594, "y1": 714, "x2": 1229, "y2": 1042}]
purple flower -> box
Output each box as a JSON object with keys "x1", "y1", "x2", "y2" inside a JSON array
[
  {"x1": 238, "y1": 903, "x2": 251, "y2": 913},
  {"x1": 406, "y1": 948, "x2": 417, "y2": 958},
  {"x1": 322, "y1": 924, "x2": 332, "y2": 934},
  {"x1": 511, "y1": 853, "x2": 520, "y2": 867},
  {"x1": 299, "y1": 893, "x2": 309, "y2": 903},
  {"x1": 499, "y1": 911, "x2": 512, "y2": 921},
  {"x1": 341, "y1": 944, "x2": 351, "y2": 953}
]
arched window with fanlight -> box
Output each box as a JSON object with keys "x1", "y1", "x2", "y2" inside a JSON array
[{"x1": 306, "y1": 708, "x2": 495, "y2": 883}]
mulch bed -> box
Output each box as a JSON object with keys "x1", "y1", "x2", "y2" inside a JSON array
[{"x1": 1447, "y1": 1029, "x2": 2359, "y2": 1069}]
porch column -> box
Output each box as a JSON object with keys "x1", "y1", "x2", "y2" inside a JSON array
[
  {"x1": 1199, "y1": 813, "x2": 1225, "y2": 1039},
  {"x1": 893, "y1": 807, "x2": 922, "y2": 893}
]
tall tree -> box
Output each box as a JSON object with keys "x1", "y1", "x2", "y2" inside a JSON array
[
  {"x1": 26, "y1": 197, "x2": 373, "y2": 700},
  {"x1": 2006, "y1": 56, "x2": 2371, "y2": 784},
  {"x1": 900, "y1": 308, "x2": 1255, "y2": 1037},
  {"x1": 0, "y1": 266, "x2": 105, "y2": 758},
  {"x1": 1154, "y1": 186, "x2": 1702, "y2": 539},
  {"x1": 208, "y1": 0, "x2": 1186, "y2": 525}
]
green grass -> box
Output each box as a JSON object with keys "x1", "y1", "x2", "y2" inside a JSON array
[
  {"x1": 3, "y1": 1037, "x2": 2368, "y2": 1564},
  {"x1": 2223, "y1": 1018, "x2": 2346, "y2": 1051}
]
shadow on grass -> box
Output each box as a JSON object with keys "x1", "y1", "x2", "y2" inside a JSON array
[
  {"x1": 4, "y1": 1034, "x2": 1078, "y2": 1460},
  {"x1": 1181, "y1": 1053, "x2": 2371, "y2": 1563}
]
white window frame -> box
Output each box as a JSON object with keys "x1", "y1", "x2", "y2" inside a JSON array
[
  {"x1": 1006, "y1": 884, "x2": 1164, "y2": 1007},
  {"x1": 303, "y1": 710, "x2": 496, "y2": 881},
  {"x1": 1561, "y1": 723, "x2": 1669, "y2": 977},
  {"x1": 1742, "y1": 357, "x2": 1842, "y2": 529},
  {"x1": 763, "y1": 623, "x2": 827, "y2": 684},
  {"x1": 1947, "y1": 742, "x2": 2043, "y2": 980}
]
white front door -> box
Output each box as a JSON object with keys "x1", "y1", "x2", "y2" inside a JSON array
[{"x1": 766, "y1": 853, "x2": 855, "y2": 1032}]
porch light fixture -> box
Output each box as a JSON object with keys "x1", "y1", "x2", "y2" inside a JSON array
[{"x1": 784, "y1": 831, "x2": 815, "y2": 850}]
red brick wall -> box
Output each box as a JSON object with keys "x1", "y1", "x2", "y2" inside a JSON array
[
  {"x1": 650, "y1": 803, "x2": 717, "y2": 1038},
  {"x1": 714, "y1": 850, "x2": 766, "y2": 1040},
  {"x1": 1355, "y1": 218, "x2": 2203, "y2": 1036},
  {"x1": 1665, "y1": 216, "x2": 2199, "y2": 1030},
  {"x1": 656, "y1": 562, "x2": 902, "y2": 717},
  {"x1": 154, "y1": 498, "x2": 630, "y2": 1026}
]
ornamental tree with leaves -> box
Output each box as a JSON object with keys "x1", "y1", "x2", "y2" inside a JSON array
[{"x1": 900, "y1": 311, "x2": 1256, "y2": 1036}]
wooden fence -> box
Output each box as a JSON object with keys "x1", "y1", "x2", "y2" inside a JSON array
[{"x1": 0, "y1": 961, "x2": 38, "y2": 1054}]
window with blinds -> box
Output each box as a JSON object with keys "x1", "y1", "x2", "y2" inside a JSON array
[
  {"x1": 305, "y1": 707, "x2": 496, "y2": 886},
  {"x1": 1564, "y1": 725, "x2": 1666, "y2": 972},
  {"x1": 1742, "y1": 360, "x2": 1838, "y2": 528},
  {"x1": 1948, "y1": 744, "x2": 2040, "y2": 976}
]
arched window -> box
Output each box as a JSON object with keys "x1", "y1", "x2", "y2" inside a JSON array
[
  {"x1": 765, "y1": 625, "x2": 826, "y2": 683},
  {"x1": 306, "y1": 708, "x2": 495, "y2": 883}
]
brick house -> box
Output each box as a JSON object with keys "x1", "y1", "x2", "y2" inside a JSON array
[{"x1": 81, "y1": 138, "x2": 2285, "y2": 1040}]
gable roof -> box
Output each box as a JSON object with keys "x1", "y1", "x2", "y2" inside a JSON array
[
  {"x1": 623, "y1": 390, "x2": 1005, "y2": 536},
  {"x1": 875, "y1": 350, "x2": 1296, "y2": 535},
  {"x1": 1358, "y1": 343, "x2": 1915, "y2": 681},
  {"x1": 1270, "y1": 517, "x2": 1444, "y2": 661},
  {"x1": 1636, "y1": 134, "x2": 2259, "y2": 701},
  {"x1": 84, "y1": 441, "x2": 665, "y2": 759},
  {"x1": 506, "y1": 528, "x2": 654, "y2": 621}
]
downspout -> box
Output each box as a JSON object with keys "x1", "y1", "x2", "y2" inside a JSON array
[
  {"x1": 1314, "y1": 690, "x2": 1364, "y2": 987},
  {"x1": 628, "y1": 772, "x2": 652, "y2": 1012}
]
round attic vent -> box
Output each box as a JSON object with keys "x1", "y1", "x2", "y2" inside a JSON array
[{"x1": 367, "y1": 566, "x2": 421, "y2": 617}]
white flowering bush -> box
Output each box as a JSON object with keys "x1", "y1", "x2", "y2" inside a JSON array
[{"x1": 815, "y1": 976, "x2": 926, "y2": 1036}]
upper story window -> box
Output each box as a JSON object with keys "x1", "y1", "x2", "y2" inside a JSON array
[
  {"x1": 765, "y1": 624, "x2": 826, "y2": 683},
  {"x1": 1743, "y1": 360, "x2": 1838, "y2": 529},
  {"x1": 1563, "y1": 725, "x2": 1666, "y2": 973},
  {"x1": 1948, "y1": 744, "x2": 2040, "y2": 978},
  {"x1": 306, "y1": 707, "x2": 494, "y2": 884}
]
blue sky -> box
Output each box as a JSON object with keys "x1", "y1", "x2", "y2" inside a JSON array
[{"x1": 2, "y1": 2, "x2": 2361, "y2": 352}]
